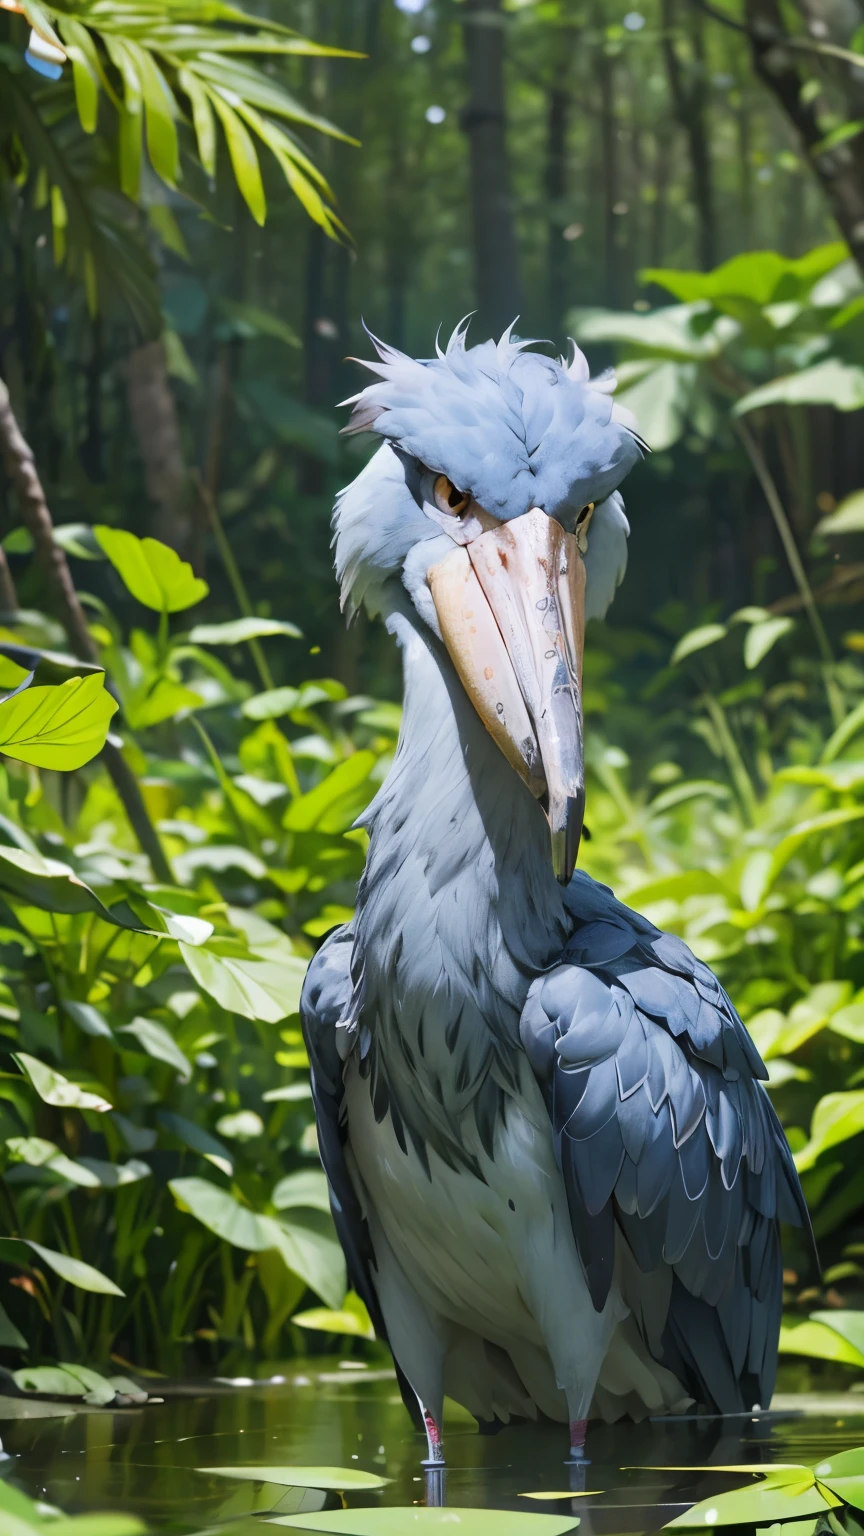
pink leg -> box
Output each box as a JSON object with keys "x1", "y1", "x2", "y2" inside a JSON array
[
  {"x1": 423, "y1": 1407, "x2": 445, "y2": 1465},
  {"x1": 569, "y1": 1418, "x2": 588, "y2": 1458}
]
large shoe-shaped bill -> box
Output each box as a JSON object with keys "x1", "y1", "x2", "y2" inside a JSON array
[{"x1": 429, "y1": 507, "x2": 586, "y2": 884}]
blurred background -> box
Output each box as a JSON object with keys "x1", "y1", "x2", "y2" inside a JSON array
[{"x1": 0, "y1": 0, "x2": 862, "y2": 1383}]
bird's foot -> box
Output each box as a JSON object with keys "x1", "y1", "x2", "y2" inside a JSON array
[
  {"x1": 423, "y1": 1461, "x2": 447, "y2": 1507},
  {"x1": 565, "y1": 1419, "x2": 590, "y2": 1490}
]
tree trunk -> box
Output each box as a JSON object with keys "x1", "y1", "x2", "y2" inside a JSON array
[
  {"x1": 125, "y1": 339, "x2": 189, "y2": 549},
  {"x1": 597, "y1": 44, "x2": 621, "y2": 307},
  {"x1": 544, "y1": 44, "x2": 573, "y2": 339},
  {"x1": 461, "y1": 0, "x2": 522, "y2": 338},
  {"x1": 662, "y1": 0, "x2": 717, "y2": 268},
  {"x1": 743, "y1": 0, "x2": 864, "y2": 272},
  {"x1": 0, "y1": 375, "x2": 174, "y2": 884}
]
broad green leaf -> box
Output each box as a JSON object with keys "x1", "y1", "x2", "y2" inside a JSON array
[
  {"x1": 263, "y1": 1084, "x2": 312, "y2": 1103},
  {"x1": 642, "y1": 243, "x2": 846, "y2": 306},
  {"x1": 570, "y1": 303, "x2": 722, "y2": 361},
  {"x1": 671, "y1": 625, "x2": 727, "y2": 664},
  {"x1": 778, "y1": 1318, "x2": 864, "y2": 1366},
  {"x1": 259, "y1": 1212, "x2": 346, "y2": 1308},
  {"x1": 169, "y1": 1176, "x2": 266, "y2": 1250},
  {"x1": 830, "y1": 1002, "x2": 864, "y2": 1043},
  {"x1": 284, "y1": 752, "x2": 377, "y2": 833},
  {"x1": 95, "y1": 527, "x2": 209, "y2": 613},
  {"x1": 816, "y1": 490, "x2": 864, "y2": 536},
  {"x1": 771, "y1": 808, "x2": 864, "y2": 879},
  {"x1": 157, "y1": 1111, "x2": 233, "y2": 1176},
  {"x1": 818, "y1": 1474, "x2": 864, "y2": 1512},
  {"x1": 815, "y1": 1449, "x2": 864, "y2": 1479},
  {"x1": 180, "y1": 942, "x2": 307, "y2": 1025},
  {"x1": 6, "y1": 1136, "x2": 101, "y2": 1187},
  {"x1": 14, "y1": 1053, "x2": 112, "y2": 1113},
  {"x1": 62, "y1": 1000, "x2": 114, "y2": 1040},
  {"x1": 215, "y1": 1110, "x2": 263, "y2": 1140},
  {"x1": 26, "y1": 1240, "x2": 123, "y2": 1296},
  {"x1": 795, "y1": 1091, "x2": 864, "y2": 1171},
  {"x1": 663, "y1": 1474, "x2": 835, "y2": 1527},
  {"x1": 189, "y1": 617, "x2": 301, "y2": 645},
  {"x1": 0, "y1": 673, "x2": 117, "y2": 770},
  {"x1": 734, "y1": 359, "x2": 864, "y2": 416},
  {"x1": 771, "y1": 982, "x2": 853, "y2": 1055},
  {"x1": 200, "y1": 1467, "x2": 389, "y2": 1490},
  {"x1": 810, "y1": 1310, "x2": 864, "y2": 1361},
  {"x1": 13, "y1": 1365, "x2": 86, "y2": 1398},
  {"x1": 57, "y1": 1363, "x2": 117, "y2": 1406},
  {"x1": 613, "y1": 360, "x2": 695, "y2": 451},
  {"x1": 118, "y1": 1018, "x2": 193, "y2": 1081},
  {"x1": 743, "y1": 616, "x2": 794, "y2": 669},
  {"x1": 292, "y1": 1292, "x2": 375, "y2": 1341},
  {"x1": 125, "y1": 677, "x2": 204, "y2": 729},
  {"x1": 75, "y1": 1158, "x2": 150, "y2": 1189},
  {"x1": 272, "y1": 1170, "x2": 331, "y2": 1212},
  {"x1": 271, "y1": 1511, "x2": 580, "y2": 1533}
]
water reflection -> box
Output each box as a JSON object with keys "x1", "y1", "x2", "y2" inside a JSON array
[{"x1": 0, "y1": 1358, "x2": 862, "y2": 1532}]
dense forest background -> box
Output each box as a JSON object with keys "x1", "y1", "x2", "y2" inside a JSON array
[{"x1": 0, "y1": 0, "x2": 862, "y2": 1388}]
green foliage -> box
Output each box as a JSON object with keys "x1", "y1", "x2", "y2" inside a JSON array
[
  {"x1": 0, "y1": 671, "x2": 117, "y2": 770},
  {"x1": 661, "y1": 1447, "x2": 864, "y2": 1527},
  {"x1": 94, "y1": 526, "x2": 208, "y2": 613}
]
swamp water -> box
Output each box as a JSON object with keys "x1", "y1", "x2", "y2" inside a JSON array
[{"x1": 0, "y1": 1358, "x2": 861, "y2": 1534}]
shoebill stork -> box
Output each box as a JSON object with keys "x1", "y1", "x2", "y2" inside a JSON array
[{"x1": 300, "y1": 323, "x2": 808, "y2": 1477}]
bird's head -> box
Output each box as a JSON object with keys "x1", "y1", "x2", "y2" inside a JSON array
[{"x1": 333, "y1": 321, "x2": 647, "y2": 885}]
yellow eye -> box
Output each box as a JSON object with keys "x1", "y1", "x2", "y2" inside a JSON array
[
  {"x1": 434, "y1": 474, "x2": 471, "y2": 517},
  {"x1": 575, "y1": 502, "x2": 595, "y2": 553}
]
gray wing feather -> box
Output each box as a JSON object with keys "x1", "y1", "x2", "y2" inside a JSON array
[
  {"x1": 299, "y1": 926, "x2": 386, "y2": 1336},
  {"x1": 521, "y1": 871, "x2": 809, "y2": 1413}
]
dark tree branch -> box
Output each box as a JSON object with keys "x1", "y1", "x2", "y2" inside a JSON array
[
  {"x1": 0, "y1": 376, "x2": 175, "y2": 884},
  {"x1": 0, "y1": 543, "x2": 17, "y2": 614}
]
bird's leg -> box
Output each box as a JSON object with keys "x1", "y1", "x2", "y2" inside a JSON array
[
  {"x1": 418, "y1": 1399, "x2": 446, "y2": 1507},
  {"x1": 567, "y1": 1419, "x2": 589, "y2": 1491}
]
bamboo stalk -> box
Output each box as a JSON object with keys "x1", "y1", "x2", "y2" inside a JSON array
[{"x1": 0, "y1": 377, "x2": 175, "y2": 884}]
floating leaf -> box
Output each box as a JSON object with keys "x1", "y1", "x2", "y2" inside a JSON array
[
  {"x1": 13, "y1": 1365, "x2": 87, "y2": 1398},
  {"x1": 199, "y1": 1466, "x2": 389, "y2": 1491},
  {"x1": 663, "y1": 1473, "x2": 835, "y2": 1527},
  {"x1": 0, "y1": 673, "x2": 117, "y2": 770},
  {"x1": 270, "y1": 1510, "x2": 580, "y2": 1533},
  {"x1": 95, "y1": 526, "x2": 209, "y2": 613},
  {"x1": 189, "y1": 617, "x2": 301, "y2": 645}
]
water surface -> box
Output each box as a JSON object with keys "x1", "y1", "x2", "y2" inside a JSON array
[{"x1": 1, "y1": 1358, "x2": 861, "y2": 1532}]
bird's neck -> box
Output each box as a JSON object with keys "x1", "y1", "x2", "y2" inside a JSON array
[{"x1": 355, "y1": 607, "x2": 568, "y2": 1040}]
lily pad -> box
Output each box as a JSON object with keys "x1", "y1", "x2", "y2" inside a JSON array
[
  {"x1": 199, "y1": 1467, "x2": 389, "y2": 1491},
  {"x1": 664, "y1": 1474, "x2": 836, "y2": 1528},
  {"x1": 269, "y1": 1511, "x2": 579, "y2": 1533}
]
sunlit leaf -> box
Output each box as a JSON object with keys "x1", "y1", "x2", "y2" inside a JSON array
[
  {"x1": 292, "y1": 1292, "x2": 375, "y2": 1341},
  {"x1": 270, "y1": 1510, "x2": 580, "y2": 1533},
  {"x1": 778, "y1": 1317, "x2": 864, "y2": 1367},
  {"x1": 189, "y1": 617, "x2": 301, "y2": 645},
  {"x1": 180, "y1": 942, "x2": 307, "y2": 1024},
  {"x1": 670, "y1": 624, "x2": 728, "y2": 664},
  {"x1": 663, "y1": 1473, "x2": 835, "y2": 1527},
  {"x1": 272, "y1": 1170, "x2": 331, "y2": 1213},
  {"x1": 95, "y1": 527, "x2": 209, "y2": 613},
  {"x1": 283, "y1": 752, "x2": 377, "y2": 834},
  {"x1": 169, "y1": 1176, "x2": 263, "y2": 1250},
  {"x1": 14, "y1": 1053, "x2": 112, "y2": 1113},
  {"x1": 157, "y1": 1111, "x2": 233, "y2": 1176},
  {"x1": 6, "y1": 1136, "x2": 102, "y2": 1187},
  {"x1": 816, "y1": 490, "x2": 864, "y2": 536},
  {"x1": 20, "y1": 1239, "x2": 123, "y2": 1296},
  {"x1": 0, "y1": 673, "x2": 117, "y2": 769},
  {"x1": 200, "y1": 1466, "x2": 389, "y2": 1490},
  {"x1": 118, "y1": 1017, "x2": 193, "y2": 1082},
  {"x1": 734, "y1": 359, "x2": 864, "y2": 416},
  {"x1": 743, "y1": 616, "x2": 794, "y2": 669}
]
